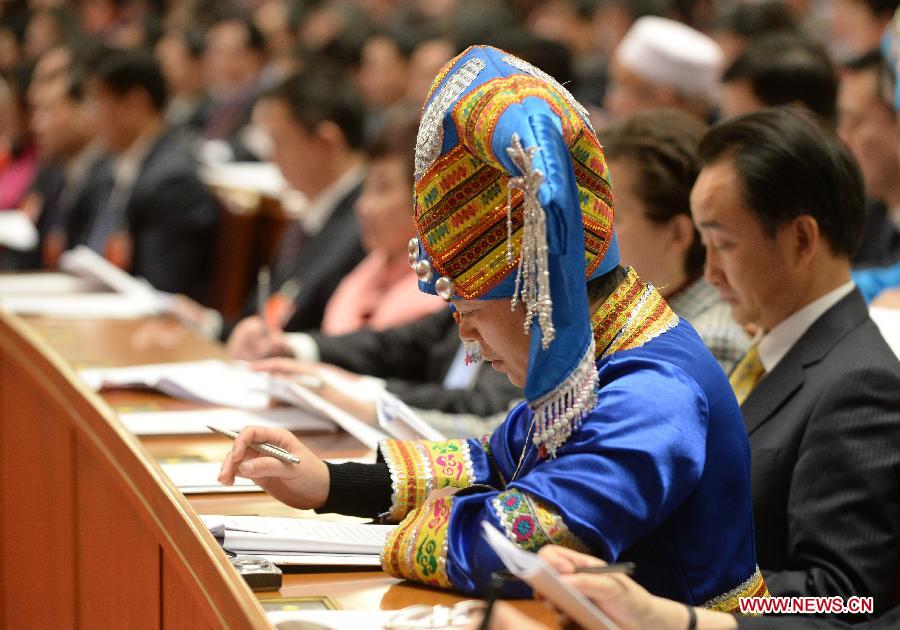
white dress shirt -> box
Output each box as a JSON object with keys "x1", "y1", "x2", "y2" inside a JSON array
[{"x1": 757, "y1": 280, "x2": 856, "y2": 372}]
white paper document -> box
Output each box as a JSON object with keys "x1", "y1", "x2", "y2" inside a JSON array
[
  {"x1": 80, "y1": 359, "x2": 273, "y2": 409},
  {"x1": 0, "y1": 272, "x2": 102, "y2": 295},
  {"x1": 0, "y1": 210, "x2": 38, "y2": 250},
  {"x1": 201, "y1": 515, "x2": 396, "y2": 556},
  {"x1": 160, "y1": 462, "x2": 260, "y2": 494},
  {"x1": 0, "y1": 293, "x2": 164, "y2": 319},
  {"x1": 268, "y1": 379, "x2": 388, "y2": 450},
  {"x1": 119, "y1": 407, "x2": 336, "y2": 436},
  {"x1": 376, "y1": 390, "x2": 446, "y2": 441},
  {"x1": 870, "y1": 307, "x2": 900, "y2": 360},
  {"x1": 481, "y1": 522, "x2": 618, "y2": 630},
  {"x1": 59, "y1": 245, "x2": 162, "y2": 300}
]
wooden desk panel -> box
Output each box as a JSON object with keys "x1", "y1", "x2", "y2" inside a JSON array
[
  {"x1": 0, "y1": 313, "x2": 269, "y2": 628},
  {"x1": 1, "y1": 312, "x2": 556, "y2": 628}
]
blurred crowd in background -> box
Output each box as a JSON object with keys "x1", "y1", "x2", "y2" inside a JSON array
[{"x1": 0, "y1": 0, "x2": 897, "y2": 315}]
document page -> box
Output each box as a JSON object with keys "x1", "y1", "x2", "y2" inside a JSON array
[
  {"x1": 0, "y1": 210, "x2": 38, "y2": 250},
  {"x1": 201, "y1": 515, "x2": 396, "y2": 555},
  {"x1": 481, "y1": 522, "x2": 617, "y2": 630},
  {"x1": 375, "y1": 390, "x2": 446, "y2": 441},
  {"x1": 160, "y1": 462, "x2": 260, "y2": 494},
  {"x1": 268, "y1": 379, "x2": 387, "y2": 450},
  {"x1": 79, "y1": 360, "x2": 275, "y2": 409}
]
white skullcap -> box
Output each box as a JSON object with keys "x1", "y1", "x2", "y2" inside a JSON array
[{"x1": 615, "y1": 16, "x2": 724, "y2": 101}]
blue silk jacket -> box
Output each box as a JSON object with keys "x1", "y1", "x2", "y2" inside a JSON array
[{"x1": 378, "y1": 270, "x2": 767, "y2": 612}]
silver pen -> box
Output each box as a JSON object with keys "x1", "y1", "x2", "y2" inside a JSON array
[{"x1": 207, "y1": 425, "x2": 300, "y2": 465}]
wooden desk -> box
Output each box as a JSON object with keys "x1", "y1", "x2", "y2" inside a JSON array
[{"x1": 0, "y1": 313, "x2": 555, "y2": 627}]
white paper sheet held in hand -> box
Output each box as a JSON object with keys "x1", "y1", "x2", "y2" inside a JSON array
[
  {"x1": 481, "y1": 521, "x2": 618, "y2": 630},
  {"x1": 267, "y1": 378, "x2": 388, "y2": 450},
  {"x1": 79, "y1": 359, "x2": 273, "y2": 409},
  {"x1": 201, "y1": 515, "x2": 396, "y2": 555}
]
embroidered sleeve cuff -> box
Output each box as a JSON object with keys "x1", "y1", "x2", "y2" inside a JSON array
[
  {"x1": 380, "y1": 496, "x2": 454, "y2": 589},
  {"x1": 316, "y1": 461, "x2": 392, "y2": 518},
  {"x1": 491, "y1": 488, "x2": 589, "y2": 552},
  {"x1": 379, "y1": 439, "x2": 477, "y2": 522}
]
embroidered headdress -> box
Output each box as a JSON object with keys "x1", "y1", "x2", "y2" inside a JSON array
[{"x1": 408, "y1": 46, "x2": 619, "y2": 456}]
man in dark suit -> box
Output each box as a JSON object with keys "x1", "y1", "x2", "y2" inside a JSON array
[
  {"x1": 77, "y1": 50, "x2": 218, "y2": 301},
  {"x1": 691, "y1": 108, "x2": 900, "y2": 618},
  {"x1": 225, "y1": 66, "x2": 366, "y2": 350}
]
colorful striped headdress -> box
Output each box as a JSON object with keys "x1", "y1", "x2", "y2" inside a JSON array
[{"x1": 408, "y1": 46, "x2": 619, "y2": 455}]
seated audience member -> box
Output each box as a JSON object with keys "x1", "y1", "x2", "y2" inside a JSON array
[
  {"x1": 830, "y1": 0, "x2": 898, "y2": 61},
  {"x1": 73, "y1": 50, "x2": 218, "y2": 301},
  {"x1": 692, "y1": 108, "x2": 900, "y2": 616},
  {"x1": 221, "y1": 66, "x2": 366, "y2": 339},
  {"x1": 601, "y1": 109, "x2": 749, "y2": 372},
  {"x1": 406, "y1": 31, "x2": 458, "y2": 106},
  {"x1": 605, "y1": 16, "x2": 723, "y2": 124},
  {"x1": 154, "y1": 29, "x2": 210, "y2": 135},
  {"x1": 200, "y1": 14, "x2": 267, "y2": 160},
  {"x1": 712, "y1": 0, "x2": 798, "y2": 65},
  {"x1": 219, "y1": 46, "x2": 764, "y2": 607},
  {"x1": 356, "y1": 29, "x2": 414, "y2": 140},
  {"x1": 317, "y1": 114, "x2": 443, "y2": 335},
  {"x1": 0, "y1": 66, "x2": 37, "y2": 210},
  {"x1": 483, "y1": 545, "x2": 900, "y2": 630},
  {"x1": 838, "y1": 50, "x2": 900, "y2": 268},
  {"x1": 720, "y1": 33, "x2": 838, "y2": 127},
  {"x1": 24, "y1": 69, "x2": 108, "y2": 268}
]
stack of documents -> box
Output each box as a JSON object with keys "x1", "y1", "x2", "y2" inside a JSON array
[
  {"x1": 160, "y1": 461, "x2": 260, "y2": 494},
  {"x1": 80, "y1": 358, "x2": 447, "y2": 447},
  {"x1": 0, "y1": 246, "x2": 166, "y2": 318},
  {"x1": 79, "y1": 360, "x2": 274, "y2": 409},
  {"x1": 201, "y1": 515, "x2": 395, "y2": 566}
]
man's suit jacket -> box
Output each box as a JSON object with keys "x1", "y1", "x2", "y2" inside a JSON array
[
  {"x1": 68, "y1": 131, "x2": 218, "y2": 301},
  {"x1": 311, "y1": 310, "x2": 523, "y2": 416},
  {"x1": 123, "y1": 131, "x2": 218, "y2": 301},
  {"x1": 745, "y1": 289, "x2": 900, "y2": 616},
  {"x1": 276, "y1": 184, "x2": 366, "y2": 333}
]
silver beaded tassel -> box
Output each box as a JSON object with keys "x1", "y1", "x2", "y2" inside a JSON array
[
  {"x1": 506, "y1": 133, "x2": 555, "y2": 349},
  {"x1": 530, "y1": 340, "x2": 599, "y2": 457}
]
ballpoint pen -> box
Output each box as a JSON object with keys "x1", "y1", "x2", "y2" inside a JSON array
[
  {"x1": 574, "y1": 561, "x2": 636, "y2": 576},
  {"x1": 207, "y1": 425, "x2": 301, "y2": 465}
]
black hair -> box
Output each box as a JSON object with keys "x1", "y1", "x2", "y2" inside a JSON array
[
  {"x1": 698, "y1": 107, "x2": 865, "y2": 259},
  {"x1": 714, "y1": 0, "x2": 797, "y2": 38},
  {"x1": 722, "y1": 32, "x2": 838, "y2": 126},
  {"x1": 587, "y1": 265, "x2": 629, "y2": 304},
  {"x1": 849, "y1": 0, "x2": 899, "y2": 18},
  {"x1": 601, "y1": 109, "x2": 708, "y2": 278},
  {"x1": 210, "y1": 13, "x2": 267, "y2": 54},
  {"x1": 91, "y1": 49, "x2": 167, "y2": 112},
  {"x1": 262, "y1": 64, "x2": 365, "y2": 150}
]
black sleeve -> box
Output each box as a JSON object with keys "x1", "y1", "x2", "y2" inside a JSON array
[
  {"x1": 316, "y1": 461, "x2": 392, "y2": 518},
  {"x1": 313, "y1": 310, "x2": 455, "y2": 380},
  {"x1": 385, "y1": 365, "x2": 522, "y2": 415}
]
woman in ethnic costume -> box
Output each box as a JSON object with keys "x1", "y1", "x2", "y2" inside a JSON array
[{"x1": 219, "y1": 46, "x2": 767, "y2": 611}]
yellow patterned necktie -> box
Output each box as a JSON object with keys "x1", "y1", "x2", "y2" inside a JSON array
[{"x1": 730, "y1": 345, "x2": 766, "y2": 406}]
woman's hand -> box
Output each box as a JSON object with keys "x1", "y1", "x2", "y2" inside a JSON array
[
  {"x1": 538, "y1": 546, "x2": 737, "y2": 630},
  {"x1": 251, "y1": 358, "x2": 379, "y2": 425},
  {"x1": 227, "y1": 316, "x2": 294, "y2": 360},
  {"x1": 217, "y1": 426, "x2": 330, "y2": 510}
]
